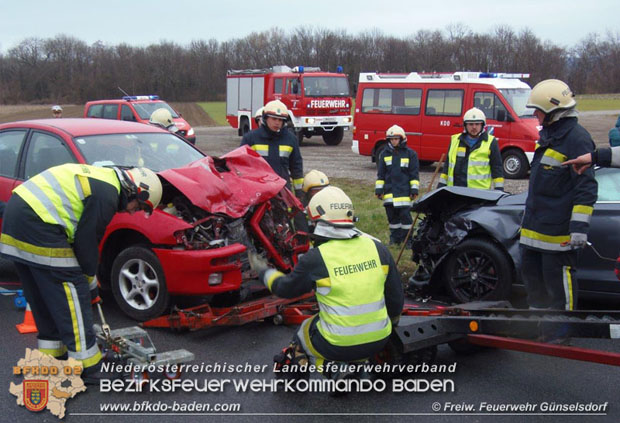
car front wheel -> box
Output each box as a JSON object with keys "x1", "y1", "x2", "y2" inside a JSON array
[
  {"x1": 111, "y1": 246, "x2": 170, "y2": 321},
  {"x1": 443, "y1": 238, "x2": 513, "y2": 303}
]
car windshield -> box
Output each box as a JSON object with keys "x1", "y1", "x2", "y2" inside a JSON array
[
  {"x1": 132, "y1": 102, "x2": 180, "y2": 120},
  {"x1": 499, "y1": 88, "x2": 535, "y2": 118},
  {"x1": 74, "y1": 132, "x2": 204, "y2": 172},
  {"x1": 303, "y1": 76, "x2": 350, "y2": 97}
]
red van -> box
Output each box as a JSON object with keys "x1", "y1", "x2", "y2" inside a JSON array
[
  {"x1": 84, "y1": 95, "x2": 196, "y2": 144},
  {"x1": 352, "y1": 72, "x2": 540, "y2": 178}
]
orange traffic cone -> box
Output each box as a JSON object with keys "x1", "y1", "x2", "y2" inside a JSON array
[{"x1": 16, "y1": 303, "x2": 37, "y2": 334}]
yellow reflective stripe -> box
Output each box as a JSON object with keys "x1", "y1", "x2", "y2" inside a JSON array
[
  {"x1": 266, "y1": 269, "x2": 285, "y2": 291},
  {"x1": 521, "y1": 229, "x2": 570, "y2": 244},
  {"x1": 384, "y1": 156, "x2": 392, "y2": 165},
  {"x1": 544, "y1": 148, "x2": 567, "y2": 164},
  {"x1": 77, "y1": 175, "x2": 91, "y2": 198},
  {"x1": 316, "y1": 277, "x2": 331, "y2": 288},
  {"x1": 382, "y1": 264, "x2": 389, "y2": 275},
  {"x1": 251, "y1": 144, "x2": 269, "y2": 155},
  {"x1": 0, "y1": 233, "x2": 75, "y2": 258},
  {"x1": 292, "y1": 178, "x2": 304, "y2": 189},
  {"x1": 400, "y1": 158, "x2": 409, "y2": 167},
  {"x1": 383, "y1": 193, "x2": 393, "y2": 199},
  {"x1": 82, "y1": 349, "x2": 102, "y2": 369},
  {"x1": 573, "y1": 205, "x2": 593, "y2": 215},
  {"x1": 439, "y1": 173, "x2": 448, "y2": 182},
  {"x1": 299, "y1": 315, "x2": 324, "y2": 359},
  {"x1": 279, "y1": 145, "x2": 293, "y2": 153},
  {"x1": 63, "y1": 282, "x2": 81, "y2": 353},
  {"x1": 493, "y1": 177, "x2": 505, "y2": 183},
  {"x1": 564, "y1": 266, "x2": 574, "y2": 311},
  {"x1": 410, "y1": 180, "x2": 419, "y2": 188},
  {"x1": 38, "y1": 346, "x2": 68, "y2": 357},
  {"x1": 375, "y1": 179, "x2": 384, "y2": 189}
]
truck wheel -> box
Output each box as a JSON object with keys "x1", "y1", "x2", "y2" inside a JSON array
[
  {"x1": 111, "y1": 246, "x2": 170, "y2": 321},
  {"x1": 443, "y1": 238, "x2": 513, "y2": 303},
  {"x1": 322, "y1": 127, "x2": 344, "y2": 146},
  {"x1": 240, "y1": 118, "x2": 250, "y2": 136},
  {"x1": 502, "y1": 148, "x2": 528, "y2": 179}
]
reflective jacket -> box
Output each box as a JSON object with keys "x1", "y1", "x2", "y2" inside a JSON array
[
  {"x1": 375, "y1": 144, "x2": 420, "y2": 207},
  {"x1": 520, "y1": 117, "x2": 598, "y2": 252},
  {"x1": 262, "y1": 236, "x2": 403, "y2": 349},
  {"x1": 0, "y1": 164, "x2": 121, "y2": 274},
  {"x1": 240, "y1": 125, "x2": 304, "y2": 191},
  {"x1": 439, "y1": 132, "x2": 504, "y2": 190}
]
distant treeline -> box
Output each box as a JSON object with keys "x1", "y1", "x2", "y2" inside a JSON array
[{"x1": 0, "y1": 25, "x2": 618, "y2": 104}]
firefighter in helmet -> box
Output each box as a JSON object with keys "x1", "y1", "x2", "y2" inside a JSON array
[
  {"x1": 51, "y1": 105, "x2": 63, "y2": 118},
  {"x1": 149, "y1": 108, "x2": 179, "y2": 134},
  {"x1": 438, "y1": 107, "x2": 504, "y2": 191},
  {"x1": 240, "y1": 100, "x2": 304, "y2": 196},
  {"x1": 520, "y1": 79, "x2": 597, "y2": 313},
  {"x1": 375, "y1": 124, "x2": 420, "y2": 246},
  {"x1": 249, "y1": 186, "x2": 403, "y2": 380},
  {"x1": 254, "y1": 107, "x2": 264, "y2": 127},
  {"x1": 0, "y1": 164, "x2": 162, "y2": 383},
  {"x1": 301, "y1": 169, "x2": 329, "y2": 204}
]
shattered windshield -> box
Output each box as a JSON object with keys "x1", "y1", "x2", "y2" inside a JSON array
[
  {"x1": 73, "y1": 132, "x2": 204, "y2": 172},
  {"x1": 499, "y1": 88, "x2": 535, "y2": 118}
]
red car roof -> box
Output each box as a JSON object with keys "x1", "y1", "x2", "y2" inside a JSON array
[{"x1": 0, "y1": 118, "x2": 166, "y2": 137}]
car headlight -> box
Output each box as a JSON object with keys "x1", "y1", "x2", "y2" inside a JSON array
[
  {"x1": 305, "y1": 118, "x2": 315, "y2": 124},
  {"x1": 187, "y1": 127, "x2": 195, "y2": 137}
]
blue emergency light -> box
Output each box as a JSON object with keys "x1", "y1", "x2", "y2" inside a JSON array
[
  {"x1": 479, "y1": 73, "x2": 498, "y2": 78},
  {"x1": 336, "y1": 66, "x2": 343, "y2": 73},
  {"x1": 122, "y1": 95, "x2": 160, "y2": 101}
]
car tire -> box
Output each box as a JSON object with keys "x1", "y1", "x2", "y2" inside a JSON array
[
  {"x1": 110, "y1": 246, "x2": 170, "y2": 321},
  {"x1": 322, "y1": 127, "x2": 344, "y2": 146},
  {"x1": 502, "y1": 148, "x2": 529, "y2": 179},
  {"x1": 443, "y1": 238, "x2": 513, "y2": 303}
]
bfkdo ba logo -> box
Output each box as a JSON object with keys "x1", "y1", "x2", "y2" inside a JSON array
[{"x1": 24, "y1": 380, "x2": 48, "y2": 412}]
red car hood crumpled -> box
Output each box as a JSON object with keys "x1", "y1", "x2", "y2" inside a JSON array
[{"x1": 159, "y1": 146, "x2": 286, "y2": 218}]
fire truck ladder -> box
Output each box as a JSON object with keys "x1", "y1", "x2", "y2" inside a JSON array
[{"x1": 396, "y1": 301, "x2": 620, "y2": 366}]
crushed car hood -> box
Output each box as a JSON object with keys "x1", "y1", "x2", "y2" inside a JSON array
[
  {"x1": 412, "y1": 186, "x2": 508, "y2": 214},
  {"x1": 159, "y1": 146, "x2": 286, "y2": 218}
]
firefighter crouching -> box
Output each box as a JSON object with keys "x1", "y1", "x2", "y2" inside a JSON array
[
  {"x1": 375, "y1": 125, "x2": 420, "y2": 246},
  {"x1": 0, "y1": 164, "x2": 162, "y2": 383},
  {"x1": 437, "y1": 107, "x2": 504, "y2": 191},
  {"x1": 520, "y1": 79, "x2": 597, "y2": 311},
  {"x1": 249, "y1": 186, "x2": 404, "y2": 380}
]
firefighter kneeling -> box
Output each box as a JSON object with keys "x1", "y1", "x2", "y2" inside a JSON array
[{"x1": 249, "y1": 186, "x2": 404, "y2": 384}]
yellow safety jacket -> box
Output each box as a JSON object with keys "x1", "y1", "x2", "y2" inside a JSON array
[
  {"x1": 446, "y1": 133, "x2": 495, "y2": 189},
  {"x1": 14, "y1": 164, "x2": 120, "y2": 243},
  {"x1": 315, "y1": 237, "x2": 391, "y2": 346}
]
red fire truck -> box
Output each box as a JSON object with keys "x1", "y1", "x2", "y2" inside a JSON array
[
  {"x1": 352, "y1": 72, "x2": 540, "y2": 179},
  {"x1": 226, "y1": 65, "x2": 353, "y2": 146}
]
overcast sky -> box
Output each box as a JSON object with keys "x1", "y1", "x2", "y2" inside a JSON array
[{"x1": 0, "y1": 0, "x2": 616, "y2": 53}]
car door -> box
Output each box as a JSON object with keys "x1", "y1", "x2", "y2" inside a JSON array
[
  {"x1": 577, "y1": 167, "x2": 620, "y2": 296},
  {"x1": 22, "y1": 131, "x2": 78, "y2": 180},
  {"x1": 0, "y1": 129, "x2": 28, "y2": 210},
  {"x1": 420, "y1": 87, "x2": 464, "y2": 161}
]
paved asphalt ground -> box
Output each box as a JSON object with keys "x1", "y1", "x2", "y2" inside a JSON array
[{"x1": 1, "y1": 115, "x2": 620, "y2": 422}]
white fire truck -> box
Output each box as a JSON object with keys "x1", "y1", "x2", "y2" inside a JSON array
[{"x1": 226, "y1": 65, "x2": 353, "y2": 145}]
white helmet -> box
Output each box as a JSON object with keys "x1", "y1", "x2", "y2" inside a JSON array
[
  {"x1": 307, "y1": 186, "x2": 355, "y2": 228},
  {"x1": 386, "y1": 124, "x2": 407, "y2": 147},
  {"x1": 254, "y1": 107, "x2": 264, "y2": 124},
  {"x1": 51, "y1": 105, "x2": 63, "y2": 112},
  {"x1": 150, "y1": 108, "x2": 179, "y2": 133},
  {"x1": 526, "y1": 79, "x2": 576, "y2": 114},
  {"x1": 262, "y1": 100, "x2": 289, "y2": 121},
  {"x1": 113, "y1": 167, "x2": 163, "y2": 214},
  {"x1": 463, "y1": 107, "x2": 486, "y2": 125},
  {"x1": 302, "y1": 169, "x2": 329, "y2": 193}
]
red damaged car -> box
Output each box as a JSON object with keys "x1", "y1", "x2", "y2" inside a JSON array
[{"x1": 0, "y1": 119, "x2": 308, "y2": 320}]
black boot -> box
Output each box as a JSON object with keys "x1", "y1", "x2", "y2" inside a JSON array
[{"x1": 81, "y1": 362, "x2": 123, "y2": 386}]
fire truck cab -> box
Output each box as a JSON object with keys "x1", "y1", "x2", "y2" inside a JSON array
[
  {"x1": 226, "y1": 65, "x2": 353, "y2": 146},
  {"x1": 352, "y1": 72, "x2": 540, "y2": 179}
]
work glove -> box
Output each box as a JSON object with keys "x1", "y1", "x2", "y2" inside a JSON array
[
  {"x1": 569, "y1": 233, "x2": 588, "y2": 249},
  {"x1": 376, "y1": 193, "x2": 383, "y2": 200},
  {"x1": 248, "y1": 251, "x2": 269, "y2": 274}
]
